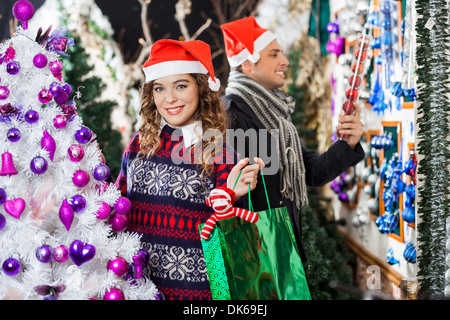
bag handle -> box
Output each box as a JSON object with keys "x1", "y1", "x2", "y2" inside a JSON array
[{"x1": 232, "y1": 168, "x2": 272, "y2": 215}]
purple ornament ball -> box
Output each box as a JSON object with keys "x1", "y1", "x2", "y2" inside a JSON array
[
  {"x1": 49, "y1": 82, "x2": 63, "y2": 97},
  {"x1": 24, "y1": 109, "x2": 39, "y2": 124},
  {"x1": 70, "y1": 194, "x2": 87, "y2": 213},
  {"x1": 74, "y1": 126, "x2": 92, "y2": 144},
  {"x1": 114, "y1": 197, "x2": 131, "y2": 215},
  {"x1": 103, "y1": 287, "x2": 125, "y2": 300},
  {"x1": 54, "y1": 91, "x2": 68, "y2": 105},
  {"x1": 109, "y1": 213, "x2": 128, "y2": 232},
  {"x1": 54, "y1": 245, "x2": 69, "y2": 263},
  {"x1": 30, "y1": 156, "x2": 48, "y2": 174},
  {"x1": 96, "y1": 201, "x2": 111, "y2": 219},
  {"x1": 36, "y1": 244, "x2": 53, "y2": 263},
  {"x1": 63, "y1": 84, "x2": 72, "y2": 95},
  {"x1": 33, "y1": 53, "x2": 48, "y2": 68},
  {"x1": 0, "y1": 86, "x2": 10, "y2": 100},
  {"x1": 93, "y1": 164, "x2": 110, "y2": 181},
  {"x1": 0, "y1": 213, "x2": 6, "y2": 230},
  {"x1": 0, "y1": 188, "x2": 6, "y2": 206},
  {"x1": 2, "y1": 258, "x2": 21, "y2": 276},
  {"x1": 7, "y1": 128, "x2": 21, "y2": 142},
  {"x1": 72, "y1": 170, "x2": 90, "y2": 188},
  {"x1": 12, "y1": 0, "x2": 34, "y2": 30},
  {"x1": 68, "y1": 144, "x2": 84, "y2": 162},
  {"x1": 6, "y1": 61, "x2": 20, "y2": 75},
  {"x1": 53, "y1": 115, "x2": 68, "y2": 129},
  {"x1": 107, "y1": 257, "x2": 128, "y2": 277}
]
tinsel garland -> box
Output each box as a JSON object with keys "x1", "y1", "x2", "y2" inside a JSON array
[{"x1": 415, "y1": 0, "x2": 450, "y2": 298}]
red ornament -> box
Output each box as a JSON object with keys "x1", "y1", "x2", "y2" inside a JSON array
[
  {"x1": 354, "y1": 49, "x2": 367, "y2": 62},
  {"x1": 342, "y1": 101, "x2": 356, "y2": 114},
  {"x1": 346, "y1": 89, "x2": 359, "y2": 101},
  {"x1": 348, "y1": 75, "x2": 362, "y2": 89},
  {"x1": 351, "y1": 63, "x2": 364, "y2": 74}
]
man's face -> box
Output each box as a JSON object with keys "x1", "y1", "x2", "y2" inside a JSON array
[{"x1": 244, "y1": 39, "x2": 289, "y2": 91}]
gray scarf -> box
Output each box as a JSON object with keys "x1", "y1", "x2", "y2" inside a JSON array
[{"x1": 226, "y1": 71, "x2": 308, "y2": 208}]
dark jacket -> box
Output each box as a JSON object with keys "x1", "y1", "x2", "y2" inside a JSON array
[{"x1": 224, "y1": 93, "x2": 365, "y2": 262}]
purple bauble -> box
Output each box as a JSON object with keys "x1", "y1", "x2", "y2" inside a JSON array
[
  {"x1": 59, "y1": 199, "x2": 74, "y2": 231},
  {"x1": 67, "y1": 144, "x2": 84, "y2": 162},
  {"x1": 12, "y1": 0, "x2": 34, "y2": 30},
  {"x1": 54, "y1": 91, "x2": 68, "y2": 105},
  {"x1": 38, "y1": 89, "x2": 53, "y2": 104},
  {"x1": 54, "y1": 245, "x2": 69, "y2": 263},
  {"x1": 69, "y1": 240, "x2": 96, "y2": 266},
  {"x1": 0, "y1": 86, "x2": 10, "y2": 100},
  {"x1": 114, "y1": 197, "x2": 131, "y2": 215},
  {"x1": 93, "y1": 164, "x2": 110, "y2": 182},
  {"x1": 33, "y1": 53, "x2": 48, "y2": 68},
  {"x1": 49, "y1": 82, "x2": 63, "y2": 97},
  {"x1": 72, "y1": 170, "x2": 90, "y2": 188},
  {"x1": 103, "y1": 287, "x2": 125, "y2": 300},
  {"x1": 109, "y1": 213, "x2": 128, "y2": 232},
  {"x1": 2, "y1": 258, "x2": 21, "y2": 276},
  {"x1": 96, "y1": 201, "x2": 111, "y2": 219},
  {"x1": 62, "y1": 84, "x2": 72, "y2": 95},
  {"x1": 6, "y1": 61, "x2": 20, "y2": 75},
  {"x1": 53, "y1": 115, "x2": 68, "y2": 129},
  {"x1": 49, "y1": 60, "x2": 63, "y2": 74},
  {"x1": 30, "y1": 156, "x2": 48, "y2": 174},
  {"x1": 6, "y1": 128, "x2": 21, "y2": 142},
  {"x1": 0, "y1": 214, "x2": 6, "y2": 230},
  {"x1": 24, "y1": 109, "x2": 39, "y2": 123},
  {"x1": 0, "y1": 188, "x2": 6, "y2": 206},
  {"x1": 107, "y1": 257, "x2": 128, "y2": 277},
  {"x1": 74, "y1": 126, "x2": 92, "y2": 144},
  {"x1": 70, "y1": 195, "x2": 87, "y2": 213},
  {"x1": 36, "y1": 244, "x2": 53, "y2": 263}
]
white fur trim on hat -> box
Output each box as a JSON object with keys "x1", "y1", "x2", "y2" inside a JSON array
[
  {"x1": 143, "y1": 60, "x2": 208, "y2": 82},
  {"x1": 227, "y1": 30, "x2": 277, "y2": 67},
  {"x1": 208, "y1": 77, "x2": 221, "y2": 91}
]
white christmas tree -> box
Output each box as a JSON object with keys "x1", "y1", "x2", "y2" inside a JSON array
[{"x1": 0, "y1": 3, "x2": 159, "y2": 300}]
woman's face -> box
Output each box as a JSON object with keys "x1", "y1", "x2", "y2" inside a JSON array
[{"x1": 152, "y1": 73, "x2": 199, "y2": 127}]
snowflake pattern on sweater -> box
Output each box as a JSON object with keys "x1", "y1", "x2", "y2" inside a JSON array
[{"x1": 116, "y1": 125, "x2": 236, "y2": 300}]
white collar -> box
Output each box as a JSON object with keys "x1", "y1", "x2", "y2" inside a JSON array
[{"x1": 159, "y1": 118, "x2": 202, "y2": 148}]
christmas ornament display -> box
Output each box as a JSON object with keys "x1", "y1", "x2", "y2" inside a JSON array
[{"x1": 0, "y1": 2, "x2": 158, "y2": 300}]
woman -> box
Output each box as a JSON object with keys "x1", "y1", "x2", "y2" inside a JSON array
[{"x1": 115, "y1": 39, "x2": 263, "y2": 300}]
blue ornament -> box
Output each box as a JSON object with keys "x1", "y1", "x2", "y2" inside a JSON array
[
  {"x1": 381, "y1": 17, "x2": 396, "y2": 30},
  {"x1": 375, "y1": 215, "x2": 384, "y2": 227},
  {"x1": 384, "y1": 213, "x2": 399, "y2": 231},
  {"x1": 391, "y1": 82, "x2": 403, "y2": 97},
  {"x1": 404, "y1": 184, "x2": 415, "y2": 199},
  {"x1": 381, "y1": 31, "x2": 397, "y2": 46},
  {"x1": 409, "y1": 88, "x2": 417, "y2": 101},
  {"x1": 2, "y1": 257, "x2": 21, "y2": 276},
  {"x1": 367, "y1": 12, "x2": 380, "y2": 26},
  {"x1": 401, "y1": 206, "x2": 415, "y2": 223},
  {"x1": 371, "y1": 37, "x2": 381, "y2": 49},
  {"x1": 380, "y1": 1, "x2": 396, "y2": 15},
  {"x1": 386, "y1": 248, "x2": 399, "y2": 265},
  {"x1": 403, "y1": 243, "x2": 416, "y2": 263},
  {"x1": 24, "y1": 109, "x2": 39, "y2": 124},
  {"x1": 70, "y1": 194, "x2": 86, "y2": 213}
]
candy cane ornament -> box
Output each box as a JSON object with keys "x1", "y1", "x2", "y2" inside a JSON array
[{"x1": 200, "y1": 187, "x2": 259, "y2": 240}]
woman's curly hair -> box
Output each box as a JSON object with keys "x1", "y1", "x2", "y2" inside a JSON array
[{"x1": 138, "y1": 73, "x2": 227, "y2": 176}]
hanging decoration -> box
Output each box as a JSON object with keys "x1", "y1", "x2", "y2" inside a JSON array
[{"x1": 415, "y1": 0, "x2": 450, "y2": 298}]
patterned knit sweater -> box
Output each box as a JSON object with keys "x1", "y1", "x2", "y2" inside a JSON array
[{"x1": 116, "y1": 125, "x2": 236, "y2": 300}]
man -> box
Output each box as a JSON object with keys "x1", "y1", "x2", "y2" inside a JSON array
[{"x1": 221, "y1": 16, "x2": 364, "y2": 261}]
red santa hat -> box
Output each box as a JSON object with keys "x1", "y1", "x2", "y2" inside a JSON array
[
  {"x1": 220, "y1": 16, "x2": 277, "y2": 67},
  {"x1": 143, "y1": 39, "x2": 220, "y2": 91}
]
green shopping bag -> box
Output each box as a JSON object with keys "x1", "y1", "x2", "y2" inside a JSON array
[{"x1": 199, "y1": 170, "x2": 311, "y2": 300}]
